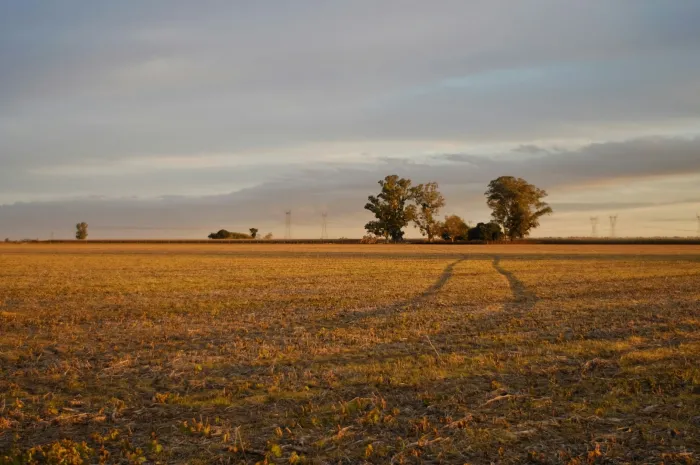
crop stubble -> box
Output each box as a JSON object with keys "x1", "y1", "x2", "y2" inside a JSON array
[{"x1": 1, "y1": 244, "x2": 699, "y2": 464}]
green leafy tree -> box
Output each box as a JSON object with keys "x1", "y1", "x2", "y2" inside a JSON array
[
  {"x1": 440, "y1": 215, "x2": 468, "y2": 242},
  {"x1": 411, "y1": 182, "x2": 446, "y2": 242},
  {"x1": 249, "y1": 228, "x2": 259, "y2": 239},
  {"x1": 485, "y1": 176, "x2": 553, "y2": 240},
  {"x1": 75, "y1": 222, "x2": 88, "y2": 240},
  {"x1": 467, "y1": 222, "x2": 504, "y2": 241},
  {"x1": 364, "y1": 175, "x2": 416, "y2": 242}
]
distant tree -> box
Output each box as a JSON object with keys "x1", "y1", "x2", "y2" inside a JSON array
[
  {"x1": 4, "y1": 238, "x2": 9, "y2": 243},
  {"x1": 249, "y1": 228, "x2": 259, "y2": 239},
  {"x1": 411, "y1": 182, "x2": 446, "y2": 242},
  {"x1": 440, "y1": 215, "x2": 469, "y2": 242},
  {"x1": 467, "y1": 222, "x2": 504, "y2": 241},
  {"x1": 75, "y1": 222, "x2": 88, "y2": 240},
  {"x1": 263, "y1": 232, "x2": 273, "y2": 240},
  {"x1": 364, "y1": 175, "x2": 416, "y2": 242},
  {"x1": 208, "y1": 229, "x2": 251, "y2": 239},
  {"x1": 485, "y1": 176, "x2": 553, "y2": 240}
]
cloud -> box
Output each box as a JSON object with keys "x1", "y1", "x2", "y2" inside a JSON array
[
  {"x1": 2, "y1": 136, "x2": 699, "y2": 238},
  {"x1": 1, "y1": 2, "x2": 700, "y2": 236}
]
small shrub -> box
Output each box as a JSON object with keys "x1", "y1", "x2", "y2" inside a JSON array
[
  {"x1": 360, "y1": 235, "x2": 381, "y2": 244},
  {"x1": 3, "y1": 440, "x2": 94, "y2": 465}
]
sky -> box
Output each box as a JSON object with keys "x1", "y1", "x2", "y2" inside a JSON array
[{"x1": 1, "y1": 1, "x2": 700, "y2": 239}]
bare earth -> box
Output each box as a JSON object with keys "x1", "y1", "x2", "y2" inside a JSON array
[{"x1": 1, "y1": 244, "x2": 699, "y2": 464}]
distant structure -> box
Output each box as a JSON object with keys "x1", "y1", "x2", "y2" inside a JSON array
[
  {"x1": 321, "y1": 213, "x2": 328, "y2": 240},
  {"x1": 285, "y1": 211, "x2": 292, "y2": 239},
  {"x1": 589, "y1": 217, "x2": 599, "y2": 237},
  {"x1": 609, "y1": 215, "x2": 618, "y2": 238},
  {"x1": 696, "y1": 213, "x2": 700, "y2": 237}
]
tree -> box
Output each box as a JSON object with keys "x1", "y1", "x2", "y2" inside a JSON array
[
  {"x1": 440, "y1": 215, "x2": 468, "y2": 242},
  {"x1": 364, "y1": 175, "x2": 416, "y2": 242},
  {"x1": 208, "y1": 229, "x2": 251, "y2": 239},
  {"x1": 467, "y1": 222, "x2": 504, "y2": 241},
  {"x1": 249, "y1": 228, "x2": 259, "y2": 239},
  {"x1": 411, "y1": 182, "x2": 446, "y2": 242},
  {"x1": 485, "y1": 176, "x2": 553, "y2": 240},
  {"x1": 75, "y1": 222, "x2": 88, "y2": 240},
  {"x1": 263, "y1": 232, "x2": 273, "y2": 240}
]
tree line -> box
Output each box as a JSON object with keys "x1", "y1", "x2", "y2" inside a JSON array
[
  {"x1": 208, "y1": 228, "x2": 273, "y2": 240},
  {"x1": 364, "y1": 175, "x2": 552, "y2": 242},
  {"x1": 70, "y1": 175, "x2": 551, "y2": 242}
]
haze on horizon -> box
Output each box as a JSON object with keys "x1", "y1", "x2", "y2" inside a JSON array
[{"x1": 1, "y1": 1, "x2": 700, "y2": 240}]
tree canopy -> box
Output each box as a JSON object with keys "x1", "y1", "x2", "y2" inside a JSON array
[
  {"x1": 364, "y1": 175, "x2": 416, "y2": 242},
  {"x1": 440, "y1": 215, "x2": 469, "y2": 242},
  {"x1": 411, "y1": 182, "x2": 446, "y2": 242},
  {"x1": 485, "y1": 176, "x2": 552, "y2": 240},
  {"x1": 361, "y1": 174, "x2": 555, "y2": 242},
  {"x1": 75, "y1": 222, "x2": 88, "y2": 240},
  {"x1": 467, "y1": 222, "x2": 504, "y2": 241}
]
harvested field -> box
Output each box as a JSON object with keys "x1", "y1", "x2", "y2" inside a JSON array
[{"x1": 1, "y1": 244, "x2": 699, "y2": 464}]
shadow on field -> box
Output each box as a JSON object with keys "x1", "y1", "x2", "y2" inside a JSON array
[{"x1": 332, "y1": 256, "x2": 468, "y2": 324}]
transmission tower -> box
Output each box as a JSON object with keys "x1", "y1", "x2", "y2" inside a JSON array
[
  {"x1": 696, "y1": 213, "x2": 700, "y2": 237},
  {"x1": 284, "y1": 211, "x2": 292, "y2": 239},
  {"x1": 589, "y1": 217, "x2": 599, "y2": 237},
  {"x1": 321, "y1": 213, "x2": 328, "y2": 240},
  {"x1": 609, "y1": 215, "x2": 618, "y2": 238}
]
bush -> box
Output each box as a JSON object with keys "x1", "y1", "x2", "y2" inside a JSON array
[
  {"x1": 207, "y1": 229, "x2": 252, "y2": 240},
  {"x1": 360, "y1": 235, "x2": 382, "y2": 244},
  {"x1": 468, "y1": 222, "x2": 504, "y2": 241}
]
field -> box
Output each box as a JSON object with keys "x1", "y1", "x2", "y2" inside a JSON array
[{"x1": 1, "y1": 244, "x2": 699, "y2": 464}]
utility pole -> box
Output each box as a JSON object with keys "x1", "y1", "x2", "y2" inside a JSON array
[
  {"x1": 285, "y1": 211, "x2": 292, "y2": 239},
  {"x1": 609, "y1": 215, "x2": 618, "y2": 238},
  {"x1": 321, "y1": 213, "x2": 328, "y2": 240},
  {"x1": 589, "y1": 217, "x2": 598, "y2": 237}
]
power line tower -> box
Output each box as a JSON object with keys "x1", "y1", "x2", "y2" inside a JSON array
[
  {"x1": 284, "y1": 211, "x2": 292, "y2": 239},
  {"x1": 609, "y1": 215, "x2": 618, "y2": 238},
  {"x1": 589, "y1": 217, "x2": 599, "y2": 237},
  {"x1": 696, "y1": 213, "x2": 700, "y2": 237},
  {"x1": 321, "y1": 213, "x2": 328, "y2": 240}
]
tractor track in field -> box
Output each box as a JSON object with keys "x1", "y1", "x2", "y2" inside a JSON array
[
  {"x1": 492, "y1": 256, "x2": 539, "y2": 312},
  {"x1": 336, "y1": 256, "x2": 468, "y2": 324}
]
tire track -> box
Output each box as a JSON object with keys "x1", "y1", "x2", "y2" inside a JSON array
[
  {"x1": 338, "y1": 256, "x2": 468, "y2": 323},
  {"x1": 492, "y1": 256, "x2": 539, "y2": 312}
]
